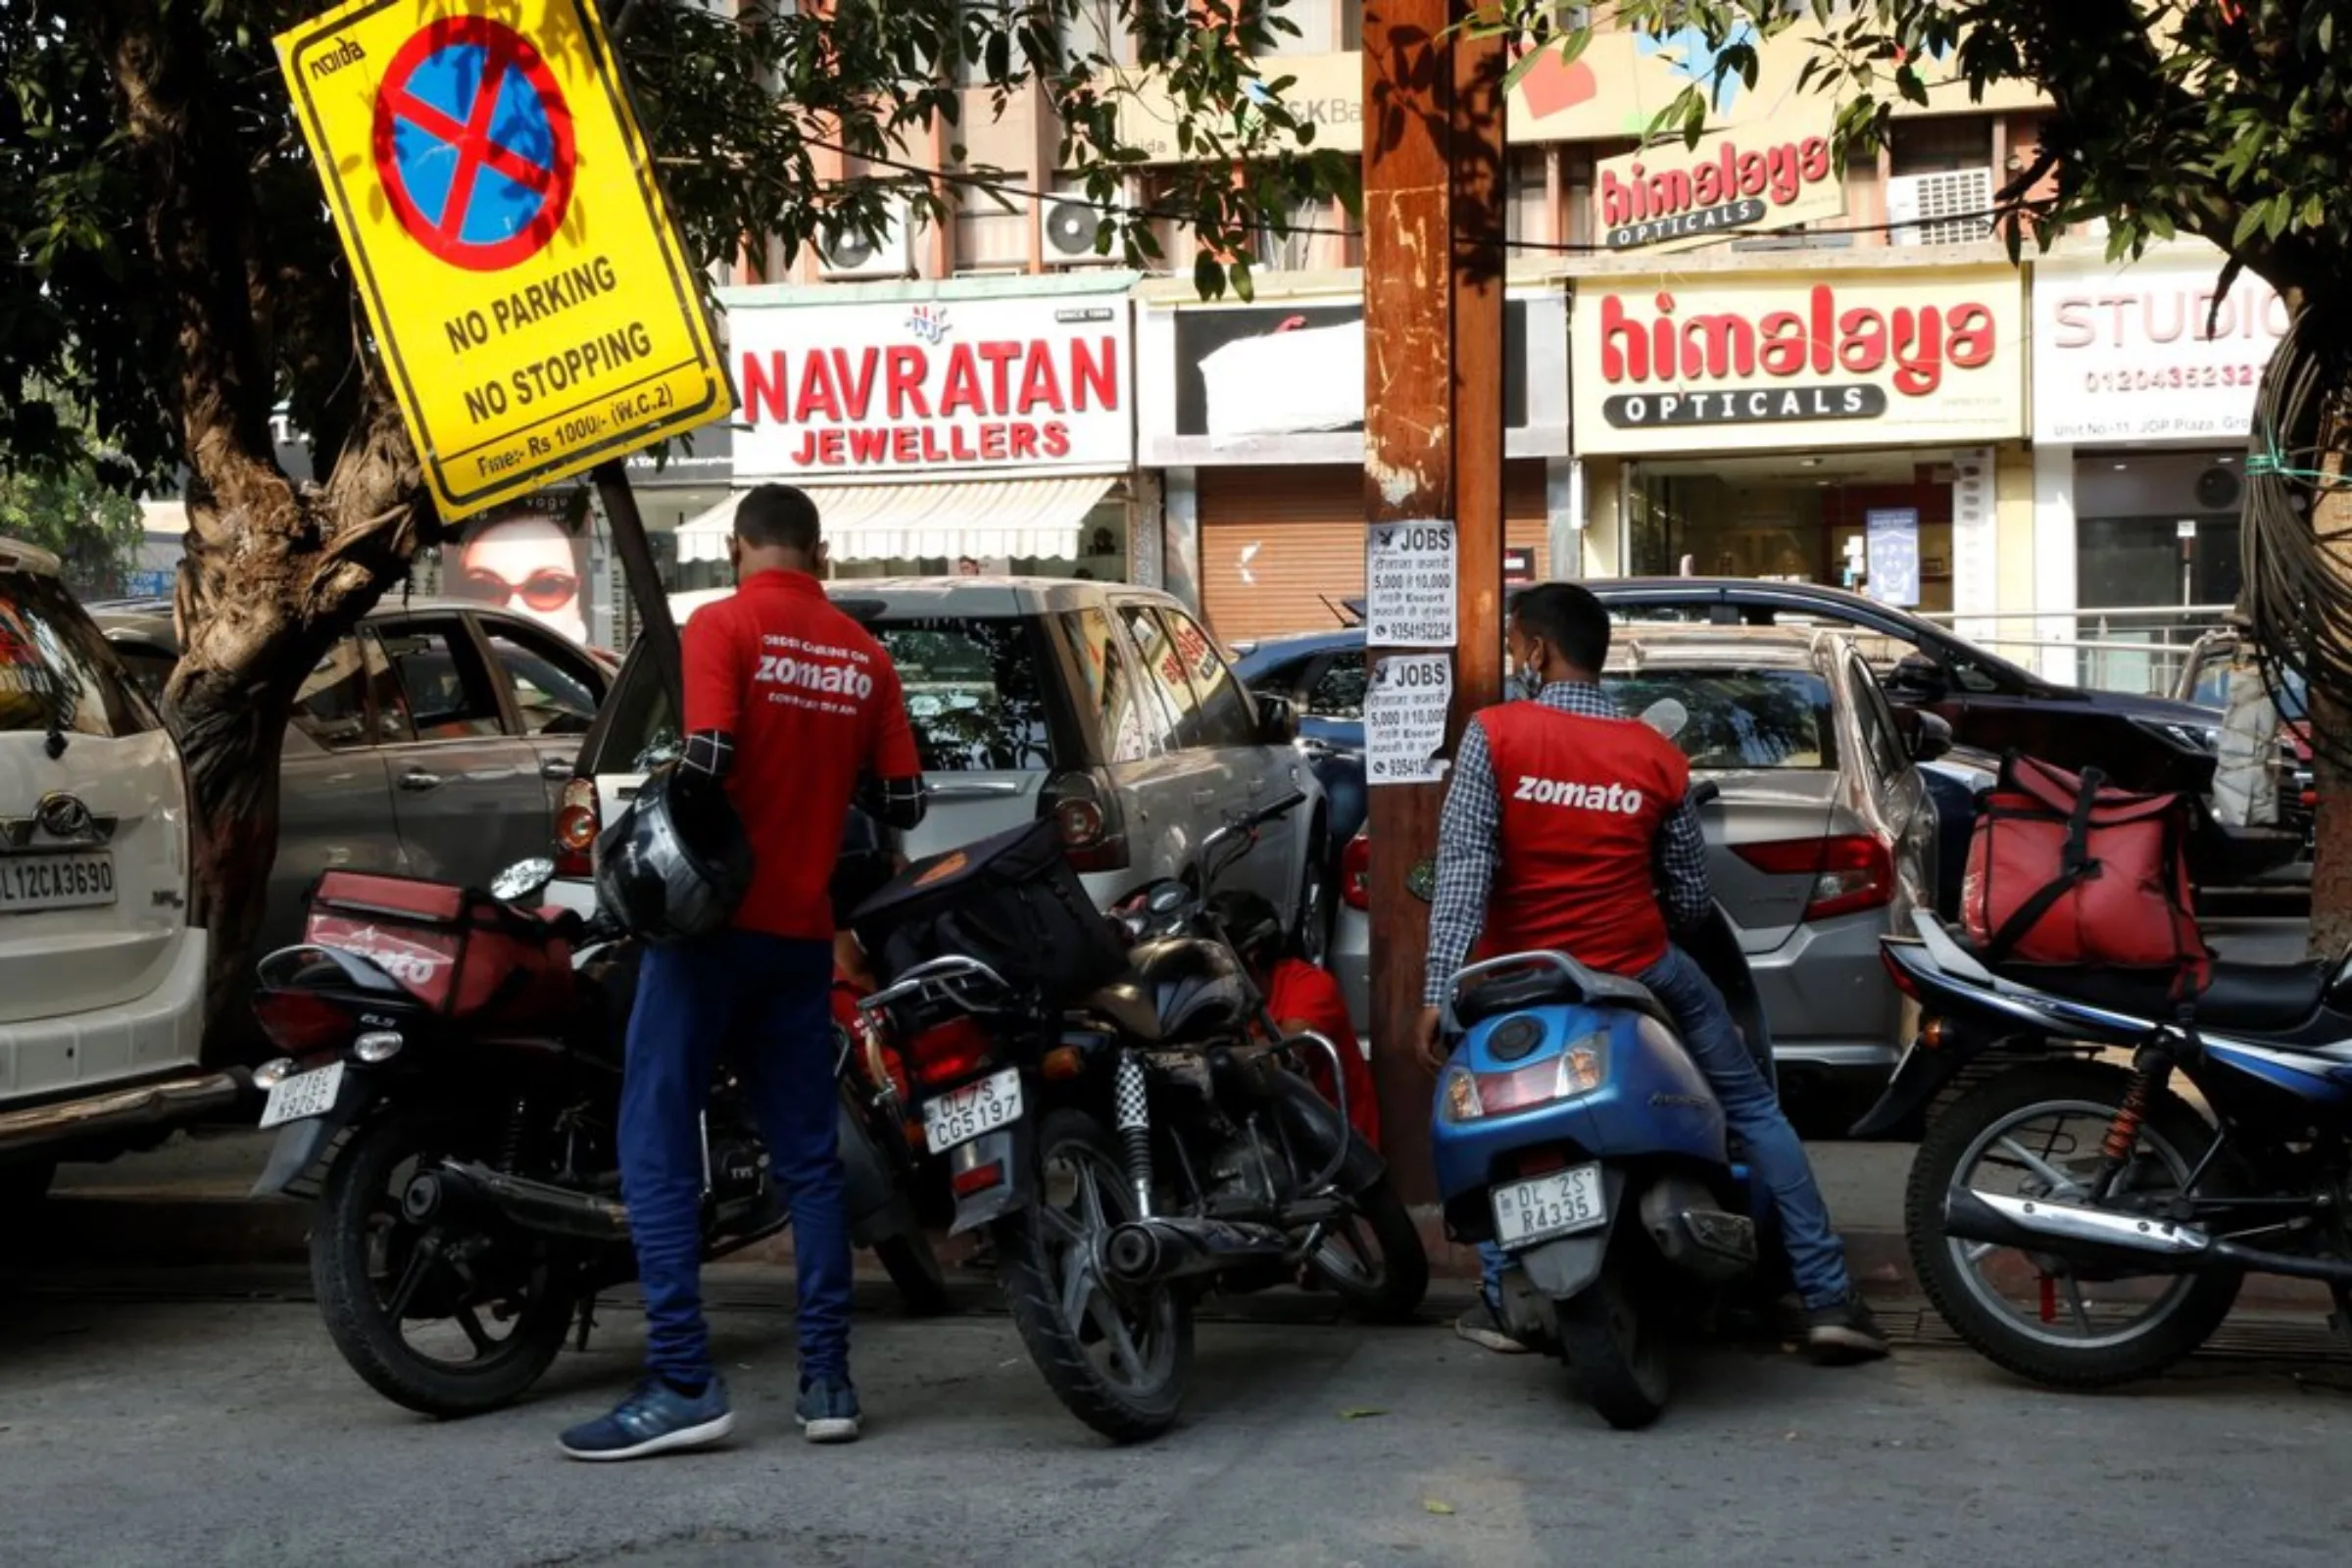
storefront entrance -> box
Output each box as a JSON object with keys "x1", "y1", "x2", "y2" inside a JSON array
[{"x1": 1626, "y1": 450, "x2": 1962, "y2": 612}]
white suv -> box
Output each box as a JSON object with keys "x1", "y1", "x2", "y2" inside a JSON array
[
  {"x1": 0, "y1": 539, "x2": 228, "y2": 1208},
  {"x1": 550, "y1": 577, "x2": 1331, "y2": 951}
]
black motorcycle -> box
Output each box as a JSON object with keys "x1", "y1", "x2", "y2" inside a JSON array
[
  {"x1": 247, "y1": 858, "x2": 948, "y2": 1418},
  {"x1": 850, "y1": 792, "x2": 1428, "y2": 1443}
]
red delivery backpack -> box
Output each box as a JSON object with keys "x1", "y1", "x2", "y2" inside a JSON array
[{"x1": 1961, "y1": 757, "x2": 2212, "y2": 987}]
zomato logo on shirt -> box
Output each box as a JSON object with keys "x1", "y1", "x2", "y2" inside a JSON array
[
  {"x1": 1511, "y1": 774, "x2": 1646, "y2": 815},
  {"x1": 753, "y1": 632, "x2": 879, "y2": 715}
]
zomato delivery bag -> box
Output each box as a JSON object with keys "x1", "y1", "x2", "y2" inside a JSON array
[{"x1": 1961, "y1": 757, "x2": 2211, "y2": 984}]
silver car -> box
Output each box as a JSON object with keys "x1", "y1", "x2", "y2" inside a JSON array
[
  {"x1": 1334, "y1": 626, "x2": 1940, "y2": 1130},
  {"x1": 552, "y1": 578, "x2": 1330, "y2": 948}
]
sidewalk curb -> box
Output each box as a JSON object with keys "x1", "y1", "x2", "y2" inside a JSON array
[{"x1": 18, "y1": 1193, "x2": 2338, "y2": 1315}]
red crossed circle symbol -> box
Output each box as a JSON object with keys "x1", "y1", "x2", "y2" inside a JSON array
[{"x1": 371, "y1": 17, "x2": 576, "y2": 271}]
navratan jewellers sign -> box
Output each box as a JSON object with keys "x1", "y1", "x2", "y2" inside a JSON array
[
  {"x1": 1594, "y1": 106, "x2": 1844, "y2": 253},
  {"x1": 1570, "y1": 268, "x2": 2027, "y2": 456}
]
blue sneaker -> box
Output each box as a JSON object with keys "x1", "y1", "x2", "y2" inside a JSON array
[
  {"x1": 559, "y1": 1376, "x2": 734, "y2": 1461},
  {"x1": 795, "y1": 1375, "x2": 862, "y2": 1444}
]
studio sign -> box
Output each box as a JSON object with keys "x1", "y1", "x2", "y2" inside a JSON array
[
  {"x1": 1595, "y1": 286, "x2": 1999, "y2": 430},
  {"x1": 1599, "y1": 129, "x2": 1836, "y2": 251}
]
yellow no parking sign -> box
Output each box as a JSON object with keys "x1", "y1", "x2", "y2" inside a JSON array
[{"x1": 276, "y1": 0, "x2": 733, "y2": 519}]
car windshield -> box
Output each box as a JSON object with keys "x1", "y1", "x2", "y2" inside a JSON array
[
  {"x1": 0, "y1": 573, "x2": 155, "y2": 740},
  {"x1": 589, "y1": 611, "x2": 1057, "y2": 776},
  {"x1": 1601, "y1": 667, "x2": 1838, "y2": 771}
]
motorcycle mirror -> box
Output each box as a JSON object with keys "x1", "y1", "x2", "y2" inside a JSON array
[
  {"x1": 1640, "y1": 697, "x2": 1690, "y2": 741},
  {"x1": 1149, "y1": 882, "x2": 1189, "y2": 914},
  {"x1": 491, "y1": 858, "x2": 557, "y2": 905}
]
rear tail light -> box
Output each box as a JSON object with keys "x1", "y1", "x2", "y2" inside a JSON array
[
  {"x1": 252, "y1": 990, "x2": 355, "y2": 1058},
  {"x1": 906, "y1": 1017, "x2": 997, "y2": 1090},
  {"x1": 555, "y1": 778, "x2": 601, "y2": 877},
  {"x1": 1881, "y1": 946, "x2": 1922, "y2": 1001},
  {"x1": 1042, "y1": 769, "x2": 1129, "y2": 873},
  {"x1": 1735, "y1": 834, "x2": 1893, "y2": 922},
  {"x1": 1341, "y1": 829, "x2": 1371, "y2": 910}
]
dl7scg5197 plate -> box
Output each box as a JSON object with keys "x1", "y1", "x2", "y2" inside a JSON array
[
  {"x1": 921, "y1": 1068, "x2": 1022, "y2": 1154},
  {"x1": 1492, "y1": 1163, "x2": 1606, "y2": 1249}
]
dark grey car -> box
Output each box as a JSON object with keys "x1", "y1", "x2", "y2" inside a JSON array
[{"x1": 93, "y1": 599, "x2": 610, "y2": 959}]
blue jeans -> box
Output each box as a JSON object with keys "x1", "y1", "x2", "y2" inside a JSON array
[
  {"x1": 1479, "y1": 944, "x2": 1851, "y2": 1311},
  {"x1": 620, "y1": 930, "x2": 852, "y2": 1386}
]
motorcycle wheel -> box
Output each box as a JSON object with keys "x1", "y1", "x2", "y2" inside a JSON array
[
  {"x1": 1556, "y1": 1257, "x2": 1670, "y2": 1431},
  {"x1": 1910, "y1": 1061, "x2": 2241, "y2": 1390},
  {"x1": 997, "y1": 1107, "x2": 1193, "y2": 1444},
  {"x1": 312, "y1": 1111, "x2": 579, "y2": 1419},
  {"x1": 1302, "y1": 1177, "x2": 1430, "y2": 1323},
  {"x1": 874, "y1": 1229, "x2": 953, "y2": 1316}
]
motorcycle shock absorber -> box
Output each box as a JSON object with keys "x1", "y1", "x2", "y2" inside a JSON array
[
  {"x1": 1113, "y1": 1049, "x2": 1154, "y2": 1219},
  {"x1": 2091, "y1": 1032, "x2": 2177, "y2": 1201}
]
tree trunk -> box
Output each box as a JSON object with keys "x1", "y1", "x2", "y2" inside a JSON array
[{"x1": 2307, "y1": 400, "x2": 2352, "y2": 960}]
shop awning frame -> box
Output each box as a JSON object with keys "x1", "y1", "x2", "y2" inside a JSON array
[{"x1": 675, "y1": 476, "x2": 1117, "y2": 564}]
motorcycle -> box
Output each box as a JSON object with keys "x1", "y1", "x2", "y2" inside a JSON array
[
  {"x1": 247, "y1": 858, "x2": 948, "y2": 1418},
  {"x1": 1859, "y1": 910, "x2": 2352, "y2": 1389},
  {"x1": 852, "y1": 791, "x2": 1428, "y2": 1443},
  {"x1": 1426, "y1": 875, "x2": 1782, "y2": 1431}
]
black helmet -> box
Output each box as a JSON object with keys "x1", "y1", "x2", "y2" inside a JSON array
[
  {"x1": 593, "y1": 765, "x2": 754, "y2": 945},
  {"x1": 1206, "y1": 889, "x2": 1286, "y2": 968}
]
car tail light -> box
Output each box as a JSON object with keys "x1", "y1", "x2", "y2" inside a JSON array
[
  {"x1": 252, "y1": 990, "x2": 355, "y2": 1057},
  {"x1": 555, "y1": 778, "x2": 601, "y2": 878},
  {"x1": 1341, "y1": 830, "x2": 1371, "y2": 910},
  {"x1": 1735, "y1": 834, "x2": 1893, "y2": 922},
  {"x1": 906, "y1": 1017, "x2": 997, "y2": 1090},
  {"x1": 1042, "y1": 770, "x2": 1129, "y2": 873}
]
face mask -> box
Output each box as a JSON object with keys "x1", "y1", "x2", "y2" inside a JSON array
[{"x1": 1509, "y1": 644, "x2": 1544, "y2": 701}]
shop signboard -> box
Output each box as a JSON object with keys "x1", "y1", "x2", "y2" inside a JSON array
[
  {"x1": 733, "y1": 295, "x2": 1134, "y2": 481},
  {"x1": 1593, "y1": 105, "x2": 1844, "y2": 254},
  {"x1": 1139, "y1": 290, "x2": 1570, "y2": 466},
  {"x1": 1569, "y1": 268, "x2": 2028, "y2": 456},
  {"x1": 2031, "y1": 251, "x2": 2288, "y2": 444}
]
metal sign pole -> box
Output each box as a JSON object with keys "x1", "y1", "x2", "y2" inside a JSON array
[{"x1": 594, "y1": 459, "x2": 684, "y2": 709}]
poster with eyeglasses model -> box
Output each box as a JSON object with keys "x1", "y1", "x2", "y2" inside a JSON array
[{"x1": 447, "y1": 489, "x2": 593, "y2": 646}]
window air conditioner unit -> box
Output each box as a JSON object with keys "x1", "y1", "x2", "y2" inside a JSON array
[
  {"x1": 1039, "y1": 184, "x2": 1123, "y2": 267},
  {"x1": 1886, "y1": 168, "x2": 1995, "y2": 247},
  {"x1": 817, "y1": 197, "x2": 913, "y2": 280}
]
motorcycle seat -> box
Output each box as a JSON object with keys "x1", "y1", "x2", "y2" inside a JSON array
[
  {"x1": 1455, "y1": 965, "x2": 1677, "y2": 1034},
  {"x1": 1999, "y1": 959, "x2": 2329, "y2": 1033}
]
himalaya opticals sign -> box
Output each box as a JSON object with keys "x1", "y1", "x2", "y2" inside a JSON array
[
  {"x1": 2031, "y1": 252, "x2": 2289, "y2": 445},
  {"x1": 1594, "y1": 106, "x2": 1844, "y2": 253},
  {"x1": 732, "y1": 295, "x2": 1134, "y2": 480}
]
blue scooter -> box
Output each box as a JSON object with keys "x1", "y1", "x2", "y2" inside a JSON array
[{"x1": 1427, "y1": 903, "x2": 1782, "y2": 1430}]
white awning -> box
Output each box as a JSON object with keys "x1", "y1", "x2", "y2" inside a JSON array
[{"x1": 674, "y1": 476, "x2": 1114, "y2": 564}]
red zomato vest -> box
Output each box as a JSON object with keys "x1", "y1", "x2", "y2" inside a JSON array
[{"x1": 1473, "y1": 702, "x2": 1690, "y2": 979}]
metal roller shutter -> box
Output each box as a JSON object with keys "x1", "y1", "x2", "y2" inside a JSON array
[{"x1": 1199, "y1": 463, "x2": 1554, "y2": 649}]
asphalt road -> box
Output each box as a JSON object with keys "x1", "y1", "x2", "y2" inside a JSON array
[{"x1": 4, "y1": 1273, "x2": 2347, "y2": 1567}]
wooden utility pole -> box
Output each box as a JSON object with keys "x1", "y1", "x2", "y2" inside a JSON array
[{"x1": 1361, "y1": 2, "x2": 1508, "y2": 1200}]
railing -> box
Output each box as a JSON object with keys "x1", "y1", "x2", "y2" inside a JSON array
[{"x1": 1912, "y1": 605, "x2": 2239, "y2": 701}]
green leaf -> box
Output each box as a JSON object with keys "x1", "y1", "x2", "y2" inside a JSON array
[
  {"x1": 2304, "y1": 194, "x2": 2328, "y2": 231},
  {"x1": 1193, "y1": 248, "x2": 1223, "y2": 302},
  {"x1": 2232, "y1": 204, "x2": 2267, "y2": 250},
  {"x1": 1423, "y1": 1499, "x2": 1456, "y2": 1516}
]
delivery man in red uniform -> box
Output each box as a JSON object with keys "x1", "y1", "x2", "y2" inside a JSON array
[
  {"x1": 562, "y1": 485, "x2": 927, "y2": 1460},
  {"x1": 1414, "y1": 582, "x2": 1886, "y2": 1367}
]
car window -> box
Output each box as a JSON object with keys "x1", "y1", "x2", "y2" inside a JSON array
[
  {"x1": 0, "y1": 574, "x2": 154, "y2": 740},
  {"x1": 872, "y1": 617, "x2": 1055, "y2": 772},
  {"x1": 1601, "y1": 667, "x2": 1838, "y2": 771},
  {"x1": 290, "y1": 635, "x2": 400, "y2": 753},
  {"x1": 1160, "y1": 608, "x2": 1256, "y2": 748},
  {"x1": 1305, "y1": 657, "x2": 1368, "y2": 719},
  {"x1": 111, "y1": 644, "x2": 175, "y2": 708},
  {"x1": 1242, "y1": 651, "x2": 1317, "y2": 698},
  {"x1": 378, "y1": 622, "x2": 504, "y2": 742},
  {"x1": 1119, "y1": 604, "x2": 1200, "y2": 743},
  {"x1": 483, "y1": 624, "x2": 601, "y2": 736},
  {"x1": 1848, "y1": 657, "x2": 1911, "y2": 783},
  {"x1": 1062, "y1": 608, "x2": 1158, "y2": 763},
  {"x1": 595, "y1": 646, "x2": 678, "y2": 774}
]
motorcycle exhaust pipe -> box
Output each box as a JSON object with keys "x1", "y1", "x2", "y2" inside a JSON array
[
  {"x1": 1101, "y1": 1216, "x2": 1292, "y2": 1286},
  {"x1": 413, "y1": 1158, "x2": 631, "y2": 1243},
  {"x1": 1941, "y1": 1188, "x2": 2210, "y2": 1270}
]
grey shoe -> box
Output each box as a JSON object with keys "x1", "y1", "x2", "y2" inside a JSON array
[
  {"x1": 1805, "y1": 1293, "x2": 1891, "y2": 1365},
  {"x1": 796, "y1": 1375, "x2": 863, "y2": 1443},
  {"x1": 560, "y1": 1376, "x2": 734, "y2": 1461},
  {"x1": 1454, "y1": 1303, "x2": 1534, "y2": 1354}
]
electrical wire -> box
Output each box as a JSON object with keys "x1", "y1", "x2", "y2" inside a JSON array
[{"x1": 2239, "y1": 308, "x2": 2352, "y2": 767}]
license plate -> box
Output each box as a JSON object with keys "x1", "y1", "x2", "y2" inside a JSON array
[
  {"x1": 260, "y1": 1061, "x2": 345, "y2": 1130},
  {"x1": 0, "y1": 852, "x2": 116, "y2": 914},
  {"x1": 921, "y1": 1068, "x2": 1022, "y2": 1154},
  {"x1": 1492, "y1": 1163, "x2": 1607, "y2": 1248}
]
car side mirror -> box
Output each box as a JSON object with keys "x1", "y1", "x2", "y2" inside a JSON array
[
  {"x1": 1889, "y1": 653, "x2": 1950, "y2": 701},
  {"x1": 1255, "y1": 692, "x2": 1299, "y2": 747},
  {"x1": 1905, "y1": 710, "x2": 1954, "y2": 764},
  {"x1": 1689, "y1": 779, "x2": 1722, "y2": 809},
  {"x1": 492, "y1": 858, "x2": 557, "y2": 905}
]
